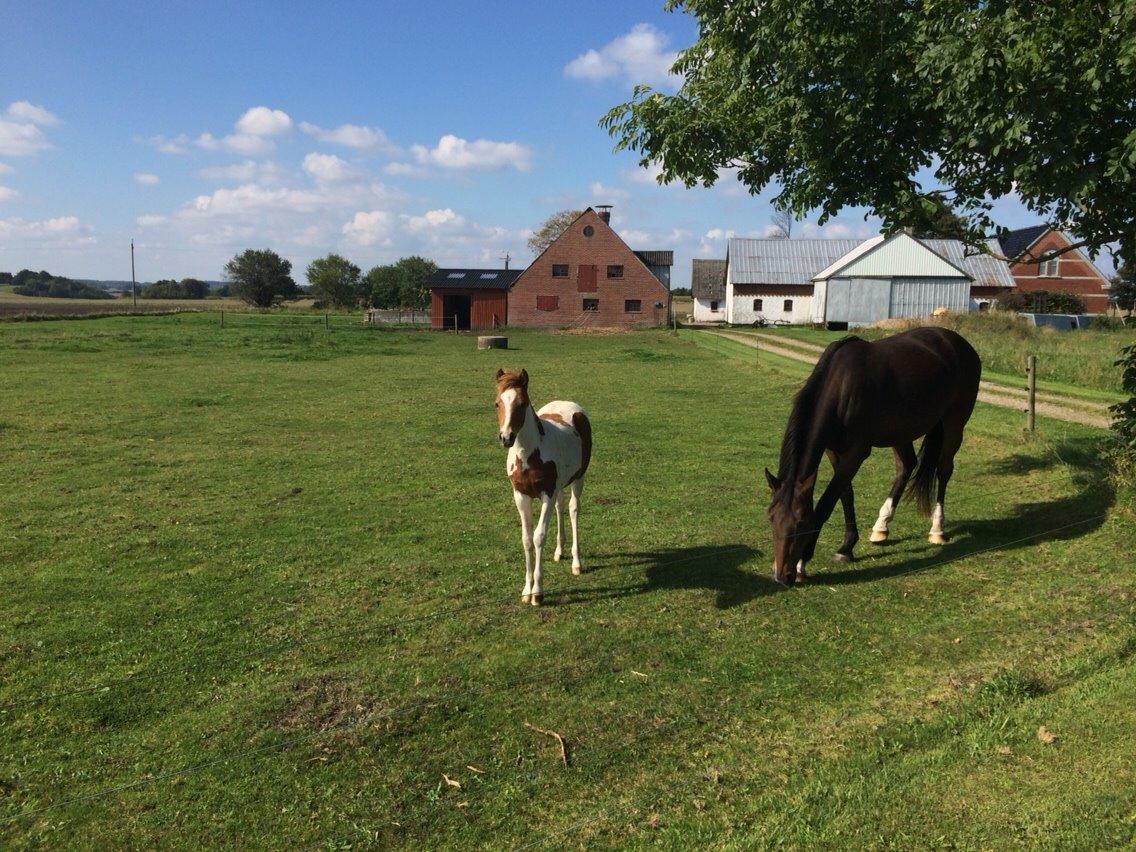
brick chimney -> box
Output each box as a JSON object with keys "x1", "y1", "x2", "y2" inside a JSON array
[{"x1": 595, "y1": 205, "x2": 612, "y2": 224}]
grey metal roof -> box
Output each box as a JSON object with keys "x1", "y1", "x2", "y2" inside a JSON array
[
  {"x1": 921, "y1": 239, "x2": 1015, "y2": 288},
  {"x1": 425, "y1": 268, "x2": 523, "y2": 290},
  {"x1": 691, "y1": 259, "x2": 726, "y2": 299},
  {"x1": 726, "y1": 237, "x2": 1013, "y2": 288},
  {"x1": 727, "y1": 238, "x2": 862, "y2": 286},
  {"x1": 634, "y1": 250, "x2": 674, "y2": 267}
]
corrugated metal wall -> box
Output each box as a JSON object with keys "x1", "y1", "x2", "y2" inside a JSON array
[{"x1": 889, "y1": 277, "x2": 970, "y2": 317}]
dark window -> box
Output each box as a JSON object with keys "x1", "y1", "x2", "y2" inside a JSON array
[
  {"x1": 624, "y1": 299, "x2": 641, "y2": 313},
  {"x1": 552, "y1": 264, "x2": 568, "y2": 278},
  {"x1": 537, "y1": 295, "x2": 559, "y2": 311},
  {"x1": 753, "y1": 298, "x2": 763, "y2": 311},
  {"x1": 583, "y1": 225, "x2": 594, "y2": 237},
  {"x1": 607, "y1": 264, "x2": 624, "y2": 278},
  {"x1": 710, "y1": 300, "x2": 719, "y2": 311},
  {"x1": 783, "y1": 299, "x2": 793, "y2": 312},
  {"x1": 1039, "y1": 259, "x2": 1059, "y2": 277},
  {"x1": 582, "y1": 298, "x2": 599, "y2": 312}
]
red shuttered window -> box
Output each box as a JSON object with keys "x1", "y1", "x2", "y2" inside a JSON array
[{"x1": 536, "y1": 295, "x2": 559, "y2": 311}]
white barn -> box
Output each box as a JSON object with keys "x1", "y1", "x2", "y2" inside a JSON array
[
  {"x1": 691, "y1": 259, "x2": 727, "y2": 322},
  {"x1": 719, "y1": 232, "x2": 1013, "y2": 327}
]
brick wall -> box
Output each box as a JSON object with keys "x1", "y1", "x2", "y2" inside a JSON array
[
  {"x1": 509, "y1": 209, "x2": 669, "y2": 328},
  {"x1": 1007, "y1": 229, "x2": 1110, "y2": 311}
]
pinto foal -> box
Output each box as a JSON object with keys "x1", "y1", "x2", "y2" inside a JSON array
[{"x1": 494, "y1": 369, "x2": 591, "y2": 605}]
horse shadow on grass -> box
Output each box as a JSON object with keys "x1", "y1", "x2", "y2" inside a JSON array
[
  {"x1": 820, "y1": 435, "x2": 1116, "y2": 586},
  {"x1": 548, "y1": 543, "x2": 780, "y2": 609}
]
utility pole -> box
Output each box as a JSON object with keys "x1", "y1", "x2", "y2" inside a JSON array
[
  {"x1": 131, "y1": 239, "x2": 137, "y2": 307},
  {"x1": 500, "y1": 251, "x2": 511, "y2": 270}
]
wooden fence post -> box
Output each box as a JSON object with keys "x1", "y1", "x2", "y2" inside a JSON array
[
  {"x1": 220, "y1": 310, "x2": 224, "y2": 328},
  {"x1": 1026, "y1": 355, "x2": 1036, "y2": 432}
]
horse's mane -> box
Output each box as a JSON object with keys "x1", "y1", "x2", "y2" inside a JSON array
[{"x1": 775, "y1": 336, "x2": 856, "y2": 505}]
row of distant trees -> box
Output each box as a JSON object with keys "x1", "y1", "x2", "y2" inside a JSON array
[
  {"x1": 2, "y1": 269, "x2": 112, "y2": 299},
  {"x1": 222, "y1": 249, "x2": 435, "y2": 310}
]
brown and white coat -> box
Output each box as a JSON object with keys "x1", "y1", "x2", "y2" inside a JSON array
[{"x1": 494, "y1": 369, "x2": 592, "y2": 605}]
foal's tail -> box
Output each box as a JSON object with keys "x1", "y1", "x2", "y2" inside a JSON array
[{"x1": 907, "y1": 422, "x2": 944, "y2": 516}]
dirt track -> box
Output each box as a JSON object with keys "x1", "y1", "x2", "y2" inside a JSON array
[{"x1": 701, "y1": 329, "x2": 1112, "y2": 429}]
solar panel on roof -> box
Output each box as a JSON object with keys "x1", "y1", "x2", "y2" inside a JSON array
[
  {"x1": 447, "y1": 272, "x2": 465, "y2": 279},
  {"x1": 480, "y1": 273, "x2": 498, "y2": 279}
]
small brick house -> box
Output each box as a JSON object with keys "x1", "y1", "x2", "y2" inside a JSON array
[
  {"x1": 508, "y1": 207, "x2": 671, "y2": 328},
  {"x1": 997, "y1": 225, "x2": 1111, "y2": 313}
]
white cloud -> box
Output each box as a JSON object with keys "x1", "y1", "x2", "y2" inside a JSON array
[
  {"x1": 565, "y1": 24, "x2": 681, "y2": 89},
  {"x1": 0, "y1": 101, "x2": 59, "y2": 157},
  {"x1": 0, "y1": 185, "x2": 17, "y2": 202},
  {"x1": 145, "y1": 134, "x2": 190, "y2": 155},
  {"x1": 6, "y1": 101, "x2": 59, "y2": 126},
  {"x1": 302, "y1": 152, "x2": 354, "y2": 183},
  {"x1": 196, "y1": 131, "x2": 274, "y2": 156},
  {"x1": 136, "y1": 214, "x2": 169, "y2": 227},
  {"x1": 589, "y1": 181, "x2": 629, "y2": 202},
  {"x1": 342, "y1": 210, "x2": 394, "y2": 246},
  {"x1": 134, "y1": 172, "x2": 160, "y2": 185},
  {"x1": 618, "y1": 228, "x2": 651, "y2": 245},
  {"x1": 409, "y1": 134, "x2": 532, "y2": 172},
  {"x1": 403, "y1": 208, "x2": 464, "y2": 231},
  {"x1": 235, "y1": 106, "x2": 293, "y2": 137},
  {"x1": 198, "y1": 160, "x2": 284, "y2": 184},
  {"x1": 623, "y1": 161, "x2": 665, "y2": 186},
  {"x1": 384, "y1": 161, "x2": 430, "y2": 177},
  {"x1": 299, "y1": 121, "x2": 395, "y2": 152},
  {"x1": 0, "y1": 215, "x2": 93, "y2": 246}
]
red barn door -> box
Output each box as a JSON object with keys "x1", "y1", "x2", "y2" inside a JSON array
[{"x1": 577, "y1": 264, "x2": 597, "y2": 292}]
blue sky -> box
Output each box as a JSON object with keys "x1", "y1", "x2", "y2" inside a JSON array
[{"x1": 1, "y1": 0, "x2": 1062, "y2": 286}]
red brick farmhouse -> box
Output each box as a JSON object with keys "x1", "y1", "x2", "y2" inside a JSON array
[
  {"x1": 997, "y1": 225, "x2": 1111, "y2": 313},
  {"x1": 508, "y1": 207, "x2": 672, "y2": 328}
]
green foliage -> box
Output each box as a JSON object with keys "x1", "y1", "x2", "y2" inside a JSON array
[
  {"x1": 224, "y1": 249, "x2": 297, "y2": 308},
  {"x1": 0, "y1": 271, "x2": 12, "y2": 285},
  {"x1": 11, "y1": 269, "x2": 113, "y2": 299},
  {"x1": 604, "y1": 0, "x2": 1136, "y2": 265},
  {"x1": 306, "y1": 254, "x2": 363, "y2": 309},
  {"x1": 527, "y1": 209, "x2": 582, "y2": 256},
  {"x1": 1111, "y1": 265, "x2": 1136, "y2": 316},
  {"x1": 1109, "y1": 343, "x2": 1136, "y2": 479},
  {"x1": 994, "y1": 290, "x2": 1087, "y2": 315},
  {"x1": 141, "y1": 278, "x2": 210, "y2": 299},
  {"x1": 364, "y1": 256, "x2": 436, "y2": 309}
]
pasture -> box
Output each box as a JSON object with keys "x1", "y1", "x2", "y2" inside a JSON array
[{"x1": 1, "y1": 315, "x2": 1134, "y2": 848}]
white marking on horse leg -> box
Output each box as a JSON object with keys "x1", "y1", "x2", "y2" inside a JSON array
[
  {"x1": 530, "y1": 495, "x2": 553, "y2": 604},
  {"x1": 553, "y1": 493, "x2": 564, "y2": 562},
  {"x1": 514, "y1": 491, "x2": 534, "y2": 601},
  {"x1": 870, "y1": 497, "x2": 894, "y2": 543},
  {"x1": 928, "y1": 502, "x2": 947, "y2": 544},
  {"x1": 569, "y1": 480, "x2": 582, "y2": 575},
  {"x1": 796, "y1": 559, "x2": 808, "y2": 582}
]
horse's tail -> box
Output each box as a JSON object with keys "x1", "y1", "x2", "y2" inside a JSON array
[{"x1": 907, "y1": 422, "x2": 944, "y2": 516}]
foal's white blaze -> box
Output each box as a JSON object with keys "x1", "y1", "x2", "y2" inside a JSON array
[
  {"x1": 870, "y1": 497, "x2": 894, "y2": 543},
  {"x1": 928, "y1": 502, "x2": 947, "y2": 544},
  {"x1": 498, "y1": 388, "x2": 519, "y2": 442}
]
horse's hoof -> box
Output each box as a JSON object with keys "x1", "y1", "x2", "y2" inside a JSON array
[
  {"x1": 521, "y1": 593, "x2": 531, "y2": 604},
  {"x1": 530, "y1": 593, "x2": 543, "y2": 606},
  {"x1": 832, "y1": 552, "x2": 852, "y2": 564},
  {"x1": 571, "y1": 564, "x2": 582, "y2": 576},
  {"x1": 869, "y1": 529, "x2": 888, "y2": 543},
  {"x1": 553, "y1": 550, "x2": 563, "y2": 562},
  {"x1": 928, "y1": 533, "x2": 948, "y2": 545}
]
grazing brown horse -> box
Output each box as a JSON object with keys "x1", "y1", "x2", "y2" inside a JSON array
[{"x1": 765, "y1": 327, "x2": 981, "y2": 585}]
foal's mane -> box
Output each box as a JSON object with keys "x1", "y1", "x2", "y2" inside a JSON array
[{"x1": 775, "y1": 337, "x2": 856, "y2": 505}]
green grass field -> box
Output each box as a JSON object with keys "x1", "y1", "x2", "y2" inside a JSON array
[{"x1": 1, "y1": 315, "x2": 1134, "y2": 848}]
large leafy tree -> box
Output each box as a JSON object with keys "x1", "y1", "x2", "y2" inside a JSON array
[
  {"x1": 603, "y1": 1, "x2": 1136, "y2": 266},
  {"x1": 224, "y1": 249, "x2": 297, "y2": 307},
  {"x1": 364, "y1": 256, "x2": 437, "y2": 309},
  {"x1": 306, "y1": 253, "x2": 363, "y2": 309},
  {"x1": 1112, "y1": 265, "x2": 1136, "y2": 317},
  {"x1": 527, "y1": 210, "x2": 583, "y2": 257}
]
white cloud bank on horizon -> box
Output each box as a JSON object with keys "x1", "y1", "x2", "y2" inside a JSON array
[
  {"x1": 406, "y1": 134, "x2": 533, "y2": 172},
  {"x1": 565, "y1": 23, "x2": 682, "y2": 90}
]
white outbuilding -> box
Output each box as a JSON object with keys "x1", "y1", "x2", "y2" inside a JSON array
[{"x1": 719, "y1": 232, "x2": 1013, "y2": 327}]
